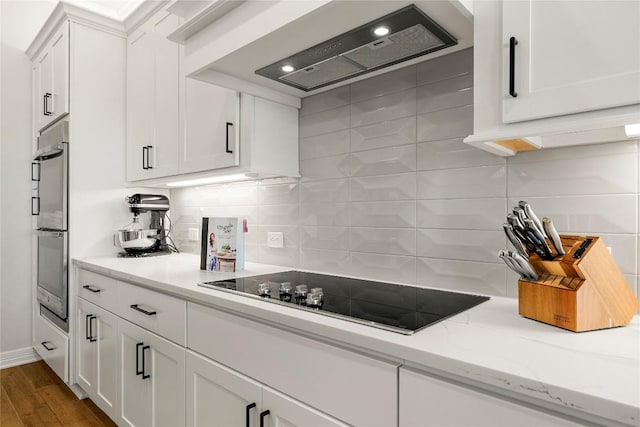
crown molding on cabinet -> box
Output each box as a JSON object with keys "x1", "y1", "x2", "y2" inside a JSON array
[
  {"x1": 26, "y1": 1, "x2": 127, "y2": 60},
  {"x1": 124, "y1": 0, "x2": 170, "y2": 34}
]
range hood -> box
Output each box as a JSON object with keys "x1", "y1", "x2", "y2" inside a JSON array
[
  {"x1": 182, "y1": 0, "x2": 473, "y2": 103},
  {"x1": 255, "y1": 5, "x2": 457, "y2": 92}
]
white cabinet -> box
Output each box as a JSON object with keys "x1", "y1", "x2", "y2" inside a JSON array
[
  {"x1": 35, "y1": 21, "x2": 69, "y2": 131},
  {"x1": 34, "y1": 311, "x2": 69, "y2": 382},
  {"x1": 118, "y1": 319, "x2": 186, "y2": 427},
  {"x1": 181, "y1": 79, "x2": 239, "y2": 174},
  {"x1": 77, "y1": 298, "x2": 119, "y2": 419},
  {"x1": 399, "y1": 368, "x2": 583, "y2": 427},
  {"x1": 186, "y1": 350, "x2": 348, "y2": 427},
  {"x1": 502, "y1": 1, "x2": 640, "y2": 124},
  {"x1": 126, "y1": 9, "x2": 180, "y2": 181},
  {"x1": 464, "y1": 0, "x2": 640, "y2": 157}
]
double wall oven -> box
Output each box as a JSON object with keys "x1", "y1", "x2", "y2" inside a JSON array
[{"x1": 32, "y1": 120, "x2": 69, "y2": 331}]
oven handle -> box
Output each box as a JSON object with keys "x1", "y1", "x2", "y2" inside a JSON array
[{"x1": 33, "y1": 143, "x2": 65, "y2": 161}]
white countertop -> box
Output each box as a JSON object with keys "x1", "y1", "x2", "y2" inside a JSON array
[{"x1": 74, "y1": 253, "x2": 640, "y2": 426}]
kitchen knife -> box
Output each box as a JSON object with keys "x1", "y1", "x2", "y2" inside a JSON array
[
  {"x1": 503, "y1": 223, "x2": 529, "y2": 258},
  {"x1": 513, "y1": 207, "x2": 529, "y2": 227},
  {"x1": 511, "y1": 251, "x2": 539, "y2": 281},
  {"x1": 507, "y1": 213, "x2": 525, "y2": 230},
  {"x1": 542, "y1": 217, "x2": 565, "y2": 256},
  {"x1": 498, "y1": 250, "x2": 527, "y2": 278},
  {"x1": 519, "y1": 201, "x2": 547, "y2": 238},
  {"x1": 524, "y1": 218, "x2": 554, "y2": 259}
]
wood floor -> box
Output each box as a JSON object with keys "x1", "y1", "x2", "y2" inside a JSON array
[{"x1": 0, "y1": 360, "x2": 116, "y2": 427}]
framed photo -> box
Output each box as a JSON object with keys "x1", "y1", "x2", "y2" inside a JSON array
[{"x1": 200, "y1": 217, "x2": 245, "y2": 271}]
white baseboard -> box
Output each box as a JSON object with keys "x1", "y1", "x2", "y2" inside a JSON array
[{"x1": 0, "y1": 346, "x2": 40, "y2": 369}]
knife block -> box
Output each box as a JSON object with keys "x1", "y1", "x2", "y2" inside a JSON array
[{"x1": 518, "y1": 235, "x2": 639, "y2": 332}]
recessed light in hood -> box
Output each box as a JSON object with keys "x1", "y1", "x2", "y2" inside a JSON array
[{"x1": 255, "y1": 5, "x2": 457, "y2": 92}]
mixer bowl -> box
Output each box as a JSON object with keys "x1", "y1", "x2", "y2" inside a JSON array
[{"x1": 115, "y1": 229, "x2": 160, "y2": 251}]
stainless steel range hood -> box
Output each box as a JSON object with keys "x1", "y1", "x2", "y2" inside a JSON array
[{"x1": 256, "y1": 5, "x2": 457, "y2": 91}]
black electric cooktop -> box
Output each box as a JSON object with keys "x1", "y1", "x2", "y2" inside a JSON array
[{"x1": 198, "y1": 271, "x2": 489, "y2": 335}]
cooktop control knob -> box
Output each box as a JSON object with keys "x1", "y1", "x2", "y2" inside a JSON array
[
  {"x1": 306, "y1": 288, "x2": 324, "y2": 309},
  {"x1": 279, "y1": 282, "x2": 292, "y2": 302},
  {"x1": 294, "y1": 284, "x2": 308, "y2": 304},
  {"x1": 257, "y1": 283, "x2": 271, "y2": 298}
]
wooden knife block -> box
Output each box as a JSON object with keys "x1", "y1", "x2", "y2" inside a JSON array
[{"x1": 518, "y1": 235, "x2": 639, "y2": 332}]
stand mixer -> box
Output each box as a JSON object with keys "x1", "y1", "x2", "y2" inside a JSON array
[{"x1": 115, "y1": 194, "x2": 172, "y2": 257}]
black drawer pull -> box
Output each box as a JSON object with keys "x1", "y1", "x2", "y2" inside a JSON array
[
  {"x1": 246, "y1": 402, "x2": 256, "y2": 427},
  {"x1": 259, "y1": 410, "x2": 270, "y2": 427},
  {"x1": 82, "y1": 285, "x2": 101, "y2": 293},
  {"x1": 41, "y1": 341, "x2": 55, "y2": 351},
  {"x1": 130, "y1": 304, "x2": 157, "y2": 316}
]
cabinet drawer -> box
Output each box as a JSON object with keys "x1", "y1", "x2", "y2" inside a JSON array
[
  {"x1": 187, "y1": 303, "x2": 398, "y2": 427},
  {"x1": 34, "y1": 312, "x2": 68, "y2": 382},
  {"x1": 116, "y1": 281, "x2": 186, "y2": 345},
  {"x1": 78, "y1": 269, "x2": 118, "y2": 311}
]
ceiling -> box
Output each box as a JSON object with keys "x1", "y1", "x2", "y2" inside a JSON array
[{"x1": 62, "y1": 0, "x2": 145, "y2": 20}]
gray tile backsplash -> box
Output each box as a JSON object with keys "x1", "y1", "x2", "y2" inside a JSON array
[{"x1": 171, "y1": 48, "x2": 640, "y2": 298}]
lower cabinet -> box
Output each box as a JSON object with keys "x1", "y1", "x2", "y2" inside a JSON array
[
  {"x1": 186, "y1": 350, "x2": 348, "y2": 427},
  {"x1": 118, "y1": 319, "x2": 186, "y2": 427},
  {"x1": 34, "y1": 310, "x2": 69, "y2": 382},
  {"x1": 77, "y1": 298, "x2": 119, "y2": 419},
  {"x1": 399, "y1": 368, "x2": 583, "y2": 427}
]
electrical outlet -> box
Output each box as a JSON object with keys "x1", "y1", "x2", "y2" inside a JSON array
[
  {"x1": 267, "y1": 232, "x2": 284, "y2": 248},
  {"x1": 188, "y1": 228, "x2": 199, "y2": 241}
]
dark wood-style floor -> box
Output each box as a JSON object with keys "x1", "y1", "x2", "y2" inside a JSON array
[{"x1": 0, "y1": 360, "x2": 116, "y2": 426}]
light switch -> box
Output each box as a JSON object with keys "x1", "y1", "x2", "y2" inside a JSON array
[
  {"x1": 188, "y1": 228, "x2": 199, "y2": 241},
  {"x1": 267, "y1": 232, "x2": 284, "y2": 248}
]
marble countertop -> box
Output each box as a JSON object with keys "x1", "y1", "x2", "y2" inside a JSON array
[{"x1": 73, "y1": 253, "x2": 640, "y2": 426}]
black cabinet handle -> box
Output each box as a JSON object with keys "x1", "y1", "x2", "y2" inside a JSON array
[
  {"x1": 509, "y1": 36, "x2": 518, "y2": 98},
  {"x1": 32, "y1": 197, "x2": 40, "y2": 216},
  {"x1": 31, "y1": 162, "x2": 40, "y2": 181},
  {"x1": 85, "y1": 314, "x2": 92, "y2": 340},
  {"x1": 136, "y1": 342, "x2": 144, "y2": 375},
  {"x1": 146, "y1": 145, "x2": 153, "y2": 169},
  {"x1": 142, "y1": 146, "x2": 148, "y2": 169},
  {"x1": 82, "y1": 284, "x2": 101, "y2": 293},
  {"x1": 41, "y1": 341, "x2": 55, "y2": 351},
  {"x1": 225, "y1": 122, "x2": 234, "y2": 154},
  {"x1": 130, "y1": 304, "x2": 157, "y2": 316},
  {"x1": 246, "y1": 403, "x2": 256, "y2": 427},
  {"x1": 259, "y1": 410, "x2": 270, "y2": 427},
  {"x1": 88, "y1": 315, "x2": 97, "y2": 342},
  {"x1": 43, "y1": 93, "x2": 52, "y2": 116},
  {"x1": 141, "y1": 345, "x2": 151, "y2": 379}
]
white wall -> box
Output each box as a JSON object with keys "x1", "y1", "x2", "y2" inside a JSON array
[{"x1": 0, "y1": 0, "x2": 56, "y2": 355}]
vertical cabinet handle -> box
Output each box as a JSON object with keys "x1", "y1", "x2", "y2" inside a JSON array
[
  {"x1": 146, "y1": 145, "x2": 153, "y2": 169},
  {"x1": 225, "y1": 122, "x2": 234, "y2": 154},
  {"x1": 141, "y1": 345, "x2": 151, "y2": 379},
  {"x1": 259, "y1": 410, "x2": 270, "y2": 427},
  {"x1": 509, "y1": 36, "x2": 518, "y2": 98},
  {"x1": 43, "y1": 93, "x2": 52, "y2": 115},
  {"x1": 89, "y1": 316, "x2": 97, "y2": 342},
  {"x1": 32, "y1": 197, "x2": 40, "y2": 216},
  {"x1": 31, "y1": 162, "x2": 40, "y2": 181},
  {"x1": 85, "y1": 314, "x2": 92, "y2": 340},
  {"x1": 135, "y1": 342, "x2": 144, "y2": 375},
  {"x1": 142, "y1": 146, "x2": 148, "y2": 170},
  {"x1": 246, "y1": 403, "x2": 256, "y2": 427}
]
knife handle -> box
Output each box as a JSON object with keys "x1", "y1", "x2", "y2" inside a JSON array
[
  {"x1": 524, "y1": 219, "x2": 553, "y2": 259},
  {"x1": 503, "y1": 224, "x2": 528, "y2": 258},
  {"x1": 543, "y1": 217, "x2": 565, "y2": 256},
  {"x1": 522, "y1": 203, "x2": 547, "y2": 238}
]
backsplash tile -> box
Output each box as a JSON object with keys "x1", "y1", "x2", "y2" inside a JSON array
[{"x1": 171, "y1": 49, "x2": 639, "y2": 300}]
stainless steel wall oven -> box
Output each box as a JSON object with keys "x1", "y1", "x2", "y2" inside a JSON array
[{"x1": 32, "y1": 120, "x2": 69, "y2": 331}]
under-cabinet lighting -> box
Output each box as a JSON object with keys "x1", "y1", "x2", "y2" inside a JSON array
[
  {"x1": 373, "y1": 25, "x2": 390, "y2": 36},
  {"x1": 624, "y1": 123, "x2": 640, "y2": 137},
  {"x1": 281, "y1": 64, "x2": 295, "y2": 73},
  {"x1": 166, "y1": 174, "x2": 252, "y2": 187}
]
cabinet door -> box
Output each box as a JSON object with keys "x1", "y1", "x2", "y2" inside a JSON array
[
  {"x1": 502, "y1": 1, "x2": 640, "y2": 123},
  {"x1": 261, "y1": 387, "x2": 349, "y2": 427},
  {"x1": 36, "y1": 48, "x2": 52, "y2": 130},
  {"x1": 77, "y1": 298, "x2": 119, "y2": 418},
  {"x1": 119, "y1": 319, "x2": 185, "y2": 427},
  {"x1": 126, "y1": 25, "x2": 155, "y2": 181},
  {"x1": 186, "y1": 350, "x2": 262, "y2": 427},
  {"x1": 49, "y1": 22, "x2": 69, "y2": 124},
  {"x1": 126, "y1": 11, "x2": 180, "y2": 182},
  {"x1": 181, "y1": 79, "x2": 239, "y2": 174},
  {"x1": 399, "y1": 368, "x2": 582, "y2": 427}
]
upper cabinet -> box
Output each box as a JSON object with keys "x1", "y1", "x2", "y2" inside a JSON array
[
  {"x1": 502, "y1": 1, "x2": 640, "y2": 123},
  {"x1": 35, "y1": 22, "x2": 69, "y2": 131},
  {"x1": 465, "y1": 0, "x2": 640, "y2": 156},
  {"x1": 126, "y1": 9, "x2": 180, "y2": 181}
]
